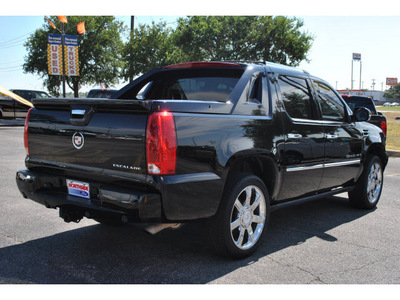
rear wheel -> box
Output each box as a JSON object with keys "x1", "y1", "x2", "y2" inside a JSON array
[
  {"x1": 207, "y1": 174, "x2": 270, "y2": 258},
  {"x1": 348, "y1": 155, "x2": 383, "y2": 209}
]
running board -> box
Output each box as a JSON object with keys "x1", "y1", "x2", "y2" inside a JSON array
[{"x1": 271, "y1": 187, "x2": 353, "y2": 212}]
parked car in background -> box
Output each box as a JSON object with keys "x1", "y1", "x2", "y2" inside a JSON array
[
  {"x1": 390, "y1": 102, "x2": 399, "y2": 106},
  {"x1": 0, "y1": 89, "x2": 51, "y2": 118},
  {"x1": 342, "y1": 95, "x2": 387, "y2": 137},
  {"x1": 87, "y1": 89, "x2": 118, "y2": 99}
]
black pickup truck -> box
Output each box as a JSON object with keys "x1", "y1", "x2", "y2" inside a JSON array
[
  {"x1": 0, "y1": 89, "x2": 50, "y2": 118},
  {"x1": 342, "y1": 95, "x2": 387, "y2": 137},
  {"x1": 16, "y1": 61, "x2": 388, "y2": 258}
]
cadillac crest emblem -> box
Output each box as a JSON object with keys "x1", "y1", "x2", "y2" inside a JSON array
[{"x1": 72, "y1": 132, "x2": 85, "y2": 149}]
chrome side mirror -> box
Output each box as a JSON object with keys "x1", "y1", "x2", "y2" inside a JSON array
[{"x1": 352, "y1": 107, "x2": 371, "y2": 122}]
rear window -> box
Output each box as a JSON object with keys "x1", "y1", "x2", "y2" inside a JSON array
[
  {"x1": 343, "y1": 97, "x2": 376, "y2": 113},
  {"x1": 121, "y1": 68, "x2": 244, "y2": 102},
  {"x1": 87, "y1": 90, "x2": 117, "y2": 99},
  {"x1": 163, "y1": 77, "x2": 239, "y2": 101}
]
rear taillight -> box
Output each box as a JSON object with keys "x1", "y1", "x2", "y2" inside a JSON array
[
  {"x1": 380, "y1": 120, "x2": 387, "y2": 136},
  {"x1": 146, "y1": 111, "x2": 177, "y2": 175},
  {"x1": 24, "y1": 108, "x2": 33, "y2": 156}
]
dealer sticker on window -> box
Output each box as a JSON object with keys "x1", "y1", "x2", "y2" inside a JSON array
[{"x1": 66, "y1": 179, "x2": 90, "y2": 199}]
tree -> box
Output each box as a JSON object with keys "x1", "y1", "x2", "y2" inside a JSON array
[
  {"x1": 23, "y1": 16, "x2": 124, "y2": 97},
  {"x1": 172, "y1": 16, "x2": 314, "y2": 66},
  {"x1": 384, "y1": 84, "x2": 400, "y2": 101},
  {"x1": 121, "y1": 21, "x2": 179, "y2": 81}
]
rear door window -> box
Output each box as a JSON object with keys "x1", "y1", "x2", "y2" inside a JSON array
[{"x1": 278, "y1": 76, "x2": 314, "y2": 120}]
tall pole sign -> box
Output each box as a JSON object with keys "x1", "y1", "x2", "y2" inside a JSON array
[{"x1": 351, "y1": 53, "x2": 361, "y2": 95}]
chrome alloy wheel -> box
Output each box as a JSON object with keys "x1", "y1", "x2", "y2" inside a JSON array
[
  {"x1": 230, "y1": 185, "x2": 267, "y2": 250},
  {"x1": 367, "y1": 162, "x2": 382, "y2": 204}
]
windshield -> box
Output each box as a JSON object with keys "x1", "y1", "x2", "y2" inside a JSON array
[
  {"x1": 13, "y1": 90, "x2": 50, "y2": 100},
  {"x1": 34, "y1": 92, "x2": 50, "y2": 98}
]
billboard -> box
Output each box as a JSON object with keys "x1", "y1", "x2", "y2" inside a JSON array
[
  {"x1": 47, "y1": 34, "x2": 79, "y2": 76},
  {"x1": 386, "y1": 78, "x2": 398, "y2": 86},
  {"x1": 352, "y1": 53, "x2": 361, "y2": 61}
]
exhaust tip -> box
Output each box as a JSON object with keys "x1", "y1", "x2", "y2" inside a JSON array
[{"x1": 143, "y1": 223, "x2": 182, "y2": 235}]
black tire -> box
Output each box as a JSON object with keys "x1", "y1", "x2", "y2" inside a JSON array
[
  {"x1": 348, "y1": 155, "x2": 383, "y2": 209},
  {"x1": 207, "y1": 174, "x2": 270, "y2": 259}
]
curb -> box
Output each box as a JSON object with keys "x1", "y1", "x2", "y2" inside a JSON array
[
  {"x1": 0, "y1": 119, "x2": 25, "y2": 127},
  {"x1": 387, "y1": 150, "x2": 400, "y2": 158}
]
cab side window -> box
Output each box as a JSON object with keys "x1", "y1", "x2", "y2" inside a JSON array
[
  {"x1": 314, "y1": 81, "x2": 345, "y2": 122},
  {"x1": 279, "y1": 76, "x2": 313, "y2": 120},
  {"x1": 248, "y1": 75, "x2": 262, "y2": 104}
]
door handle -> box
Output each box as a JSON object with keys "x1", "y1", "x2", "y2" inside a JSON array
[
  {"x1": 326, "y1": 134, "x2": 338, "y2": 139},
  {"x1": 287, "y1": 133, "x2": 303, "y2": 139}
]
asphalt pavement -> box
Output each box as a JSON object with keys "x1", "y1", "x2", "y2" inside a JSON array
[{"x1": 0, "y1": 125, "x2": 400, "y2": 285}]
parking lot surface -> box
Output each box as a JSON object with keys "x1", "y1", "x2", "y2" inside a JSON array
[{"x1": 0, "y1": 126, "x2": 399, "y2": 284}]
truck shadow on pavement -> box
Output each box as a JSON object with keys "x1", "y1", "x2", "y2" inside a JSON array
[{"x1": 0, "y1": 195, "x2": 374, "y2": 284}]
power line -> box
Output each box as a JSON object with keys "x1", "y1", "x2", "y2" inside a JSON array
[
  {"x1": 0, "y1": 67, "x2": 23, "y2": 73},
  {"x1": 0, "y1": 59, "x2": 23, "y2": 66},
  {"x1": 0, "y1": 30, "x2": 35, "y2": 46},
  {"x1": 0, "y1": 65, "x2": 23, "y2": 70},
  {"x1": 0, "y1": 41, "x2": 25, "y2": 50}
]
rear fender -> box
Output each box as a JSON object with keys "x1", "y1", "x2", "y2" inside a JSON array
[{"x1": 221, "y1": 151, "x2": 281, "y2": 204}]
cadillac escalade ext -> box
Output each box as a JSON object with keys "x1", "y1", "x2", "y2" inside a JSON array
[{"x1": 16, "y1": 61, "x2": 388, "y2": 258}]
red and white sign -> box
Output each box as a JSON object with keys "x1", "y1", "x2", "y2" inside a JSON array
[
  {"x1": 67, "y1": 179, "x2": 90, "y2": 199},
  {"x1": 353, "y1": 53, "x2": 361, "y2": 61},
  {"x1": 386, "y1": 77, "x2": 398, "y2": 86}
]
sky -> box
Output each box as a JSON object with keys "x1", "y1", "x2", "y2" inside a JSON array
[{"x1": 1, "y1": 1, "x2": 400, "y2": 95}]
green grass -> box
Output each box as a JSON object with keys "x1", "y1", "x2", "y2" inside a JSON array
[
  {"x1": 380, "y1": 111, "x2": 400, "y2": 150},
  {"x1": 376, "y1": 106, "x2": 400, "y2": 112}
]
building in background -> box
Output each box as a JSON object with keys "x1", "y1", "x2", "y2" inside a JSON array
[{"x1": 337, "y1": 89, "x2": 386, "y2": 104}]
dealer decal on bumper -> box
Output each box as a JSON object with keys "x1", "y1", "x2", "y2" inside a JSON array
[{"x1": 66, "y1": 179, "x2": 90, "y2": 199}]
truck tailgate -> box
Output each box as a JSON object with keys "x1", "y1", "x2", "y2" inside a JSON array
[{"x1": 27, "y1": 98, "x2": 150, "y2": 177}]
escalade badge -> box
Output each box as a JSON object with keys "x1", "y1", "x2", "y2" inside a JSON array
[{"x1": 72, "y1": 132, "x2": 85, "y2": 149}]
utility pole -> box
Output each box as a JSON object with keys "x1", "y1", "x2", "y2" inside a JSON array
[
  {"x1": 351, "y1": 53, "x2": 362, "y2": 95},
  {"x1": 61, "y1": 22, "x2": 66, "y2": 98},
  {"x1": 372, "y1": 79, "x2": 376, "y2": 91},
  {"x1": 359, "y1": 61, "x2": 362, "y2": 92},
  {"x1": 129, "y1": 16, "x2": 135, "y2": 82},
  {"x1": 351, "y1": 58, "x2": 353, "y2": 95}
]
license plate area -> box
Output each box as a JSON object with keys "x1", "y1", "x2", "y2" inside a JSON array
[{"x1": 66, "y1": 179, "x2": 90, "y2": 199}]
